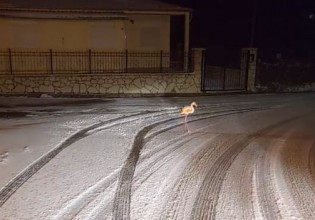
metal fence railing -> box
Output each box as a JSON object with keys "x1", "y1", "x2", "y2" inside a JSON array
[
  {"x1": 0, "y1": 49, "x2": 194, "y2": 75},
  {"x1": 257, "y1": 61, "x2": 315, "y2": 86}
]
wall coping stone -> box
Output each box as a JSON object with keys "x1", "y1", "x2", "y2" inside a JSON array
[{"x1": 0, "y1": 72, "x2": 196, "y2": 77}]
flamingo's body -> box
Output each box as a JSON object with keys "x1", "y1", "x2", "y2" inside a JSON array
[{"x1": 180, "y1": 102, "x2": 197, "y2": 132}]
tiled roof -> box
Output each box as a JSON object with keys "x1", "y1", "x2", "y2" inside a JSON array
[{"x1": 0, "y1": 0, "x2": 190, "y2": 12}]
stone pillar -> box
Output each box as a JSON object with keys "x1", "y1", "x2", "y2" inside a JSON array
[
  {"x1": 184, "y1": 12, "x2": 190, "y2": 54},
  {"x1": 192, "y1": 48, "x2": 206, "y2": 92},
  {"x1": 192, "y1": 48, "x2": 205, "y2": 72},
  {"x1": 241, "y1": 48, "x2": 258, "y2": 92}
]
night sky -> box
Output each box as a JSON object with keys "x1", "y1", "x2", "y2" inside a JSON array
[{"x1": 163, "y1": 0, "x2": 315, "y2": 63}]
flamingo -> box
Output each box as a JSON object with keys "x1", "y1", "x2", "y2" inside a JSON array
[{"x1": 180, "y1": 102, "x2": 197, "y2": 132}]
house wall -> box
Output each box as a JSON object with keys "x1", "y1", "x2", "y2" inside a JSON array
[
  {"x1": 0, "y1": 14, "x2": 170, "y2": 51},
  {"x1": 0, "y1": 48, "x2": 203, "y2": 96},
  {"x1": 0, "y1": 15, "x2": 171, "y2": 72},
  {"x1": 0, "y1": 18, "x2": 126, "y2": 50},
  {"x1": 125, "y1": 15, "x2": 170, "y2": 51}
]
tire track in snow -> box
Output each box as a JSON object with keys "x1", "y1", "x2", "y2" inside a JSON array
[
  {"x1": 3, "y1": 106, "x2": 268, "y2": 217},
  {"x1": 252, "y1": 139, "x2": 282, "y2": 220},
  {"x1": 112, "y1": 116, "x2": 182, "y2": 220},
  {"x1": 0, "y1": 105, "x2": 276, "y2": 213},
  {"x1": 124, "y1": 108, "x2": 268, "y2": 196},
  {"x1": 53, "y1": 108, "x2": 205, "y2": 219},
  {"x1": 215, "y1": 139, "x2": 266, "y2": 220},
  {"x1": 235, "y1": 145, "x2": 256, "y2": 220},
  {"x1": 113, "y1": 107, "x2": 271, "y2": 220},
  {"x1": 53, "y1": 112, "x2": 185, "y2": 219},
  {"x1": 89, "y1": 120, "x2": 224, "y2": 219},
  {"x1": 134, "y1": 107, "x2": 276, "y2": 194},
  {"x1": 89, "y1": 109, "x2": 247, "y2": 218},
  {"x1": 267, "y1": 137, "x2": 302, "y2": 220},
  {"x1": 0, "y1": 110, "x2": 170, "y2": 207},
  {"x1": 76, "y1": 131, "x2": 208, "y2": 219},
  {"x1": 42, "y1": 110, "x2": 186, "y2": 220},
  {"x1": 160, "y1": 134, "x2": 243, "y2": 220},
  {"x1": 309, "y1": 142, "x2": 315, "y2": 183},
  {"x1": 133, "y1": 133, "x2": 208, "y2": 187},
  {"x1": 190, "y1": 112, "x2": 313, "y2": 220},
  {"x1": 281, "y1": 137, "x2": 315, "y2": 219},
  {"x1": 253, "y1": 122, "x2": 314, "y2": 220},
  {"x1": 190, "y1": 135, "x2": 258, "y2": 220},
  {"x1": 53, "y1": 108, "x2": 260, "y2": 219},
  {"x1": 255, "y1": 144, "x2": 282, "y2": 220},
  {"x1": 133, "y1": 134, "x2": 214, "y2": 220},
  {"x1": 271, "y1": 113, "x2": 315, "y2": 219}
]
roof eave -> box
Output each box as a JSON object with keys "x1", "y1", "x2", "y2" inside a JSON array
[{"x1": 0, "y1": 7, "x2": 191, "y2": 14}]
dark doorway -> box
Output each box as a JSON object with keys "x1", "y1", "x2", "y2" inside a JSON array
[
  {"x1": 170, "y1": 15, "x2": 185, "y2": 52},
  {"x1": 170, "y1": 15, "x2": 185, "y2": 70}
]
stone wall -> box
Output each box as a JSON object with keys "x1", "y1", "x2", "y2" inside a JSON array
[{"x1": 0, "y1": 48, "x2": 203, "y2": 96}]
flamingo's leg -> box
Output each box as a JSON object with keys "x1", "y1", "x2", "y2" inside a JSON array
[{"x1": 185, "y1": 115, "x2": 188, "y2": 132}]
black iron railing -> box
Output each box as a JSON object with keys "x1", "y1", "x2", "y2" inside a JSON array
[
  {"x1": 0, "y1": 49, "x2": 194, "y2": 75},
  {"x1": 257, "y1": 61, "x2": 315, "y2": 86}
]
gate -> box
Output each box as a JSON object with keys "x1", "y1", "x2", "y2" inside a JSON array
[
  {"x1": 201, "y1": 48, "x2": 248, "y2": 91},
  {"x1": 202, "y1": 66, "x2": 245, "y2": 91}
]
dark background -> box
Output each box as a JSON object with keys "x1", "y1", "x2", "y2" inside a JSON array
[{"x1": 163, "y1": 0, "x2": 315, "y2": 64}]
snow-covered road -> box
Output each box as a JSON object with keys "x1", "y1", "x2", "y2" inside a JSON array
[{"x1": 0, "y1": 93, "x2": 315, "y2": 220}]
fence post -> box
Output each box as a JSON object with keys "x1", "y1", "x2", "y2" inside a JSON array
[
  {"x1": 243, "y1": 50, "x2": 250, "y2": 91},
  {"x1": 200, "y1": 49, "x2": 205, "y2": 92},
  {"x1": 125, "y1": 49, "x2": 128, "y2": 73},
  {"x1": 223, "y1": 68, "x2": 226, "y2": 90},
  {"x1": 50, "y1": 49, "x2": 53, "y2": 74},
  {"x1": 8, "y1": 48, "x2": 13, "y2": 75},
  {"x1": 89, "y1": 49, "x2": 92, "y2": 74},
  {"x1": 160, "y1": 50, "x2": 163, "y2": 72},
  {"x1": 241, "y1": 48, "x2": 258, "y2": 92}
]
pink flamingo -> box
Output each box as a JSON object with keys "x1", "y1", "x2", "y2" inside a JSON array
[{"x1": 180, "y1": 102, "x2": 197, "y2": 132}]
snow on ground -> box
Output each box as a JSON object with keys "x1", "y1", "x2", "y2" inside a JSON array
[{"x1": 0, "y1": 93, "x2": 315, "y2": 219}]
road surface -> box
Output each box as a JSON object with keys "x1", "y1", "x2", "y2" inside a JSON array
[{"x1": 0, "y1": 93, "x2": 315, "y2": 219}]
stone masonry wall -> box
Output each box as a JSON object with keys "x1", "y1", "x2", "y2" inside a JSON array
[{"x1": 0, "y1": 49, "x2": 204, "y2": 96}]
